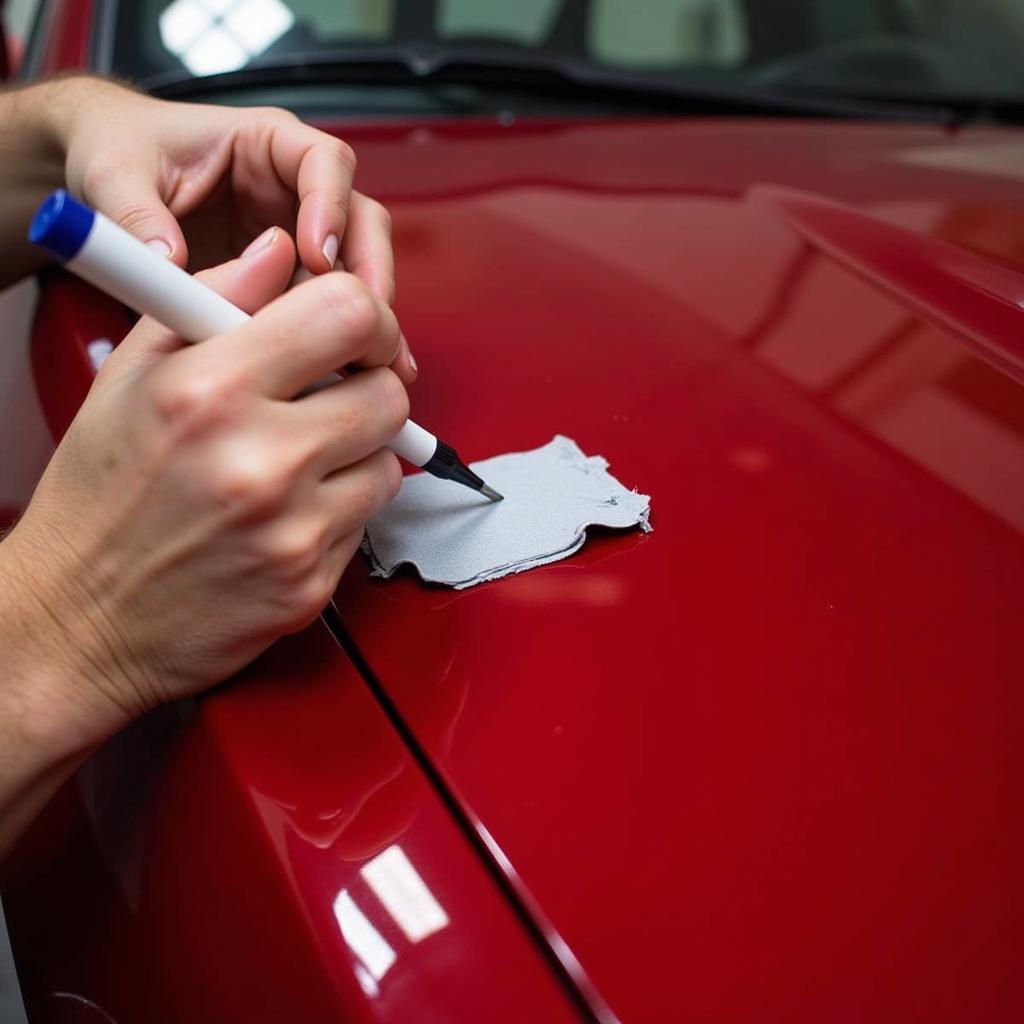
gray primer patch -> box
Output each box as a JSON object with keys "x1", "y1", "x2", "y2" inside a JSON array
[{"x1": 363, "y1": 435, "x2": 652, "y2": 589}]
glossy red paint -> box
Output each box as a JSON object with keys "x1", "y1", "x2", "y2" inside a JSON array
[
  {"x1": 31, "y1": 272, "x2": 133, "y2": 439},
  {"x1": 330, "y1": 118, "x2": 1024, "y2": 1021},
  {"x1": 750, "y1": 184, "x2": 1024, "y2": 384},
  {"x1": 5, "y1": 622, "x2": 584, "y2": 1022}
]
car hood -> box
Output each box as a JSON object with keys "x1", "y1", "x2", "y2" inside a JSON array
[{"x1": 331, "y1": 117, "x2": 1024, "y2": 1022}]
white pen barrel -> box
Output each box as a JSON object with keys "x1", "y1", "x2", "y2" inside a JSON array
[
  {"x1": 391, "y1": 419, "x2": 437, "y2": 468},
  {"x1": 70, "y1": 211, "x2": 437, "y2": 467},
  {"x1": 70, "y1": 212, "x2": 248, "y2": 339}
]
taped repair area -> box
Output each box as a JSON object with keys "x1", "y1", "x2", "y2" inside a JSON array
[{"x1": 363, "y1": 435, "x2": 652, "y2": 589}]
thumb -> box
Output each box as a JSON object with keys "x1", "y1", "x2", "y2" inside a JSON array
[
  {"x1": 84, "y1": 168, "x2": 191, "y2": 268},
  {"x1": 99, "y1": 227, "x2": 297, "y2": 381}
]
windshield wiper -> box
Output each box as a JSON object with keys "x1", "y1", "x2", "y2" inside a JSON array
[{"x1": 144, "y1": 46, "x2": 954, "y2": 123}]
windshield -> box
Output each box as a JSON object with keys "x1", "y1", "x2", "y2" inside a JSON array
[{"x1": 111, "y1": 0, "x2": 1024, "y2": 106}]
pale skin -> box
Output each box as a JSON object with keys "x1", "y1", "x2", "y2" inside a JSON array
[{"x1": 0, "y1": 76, "x2": 418, "y2": 857}]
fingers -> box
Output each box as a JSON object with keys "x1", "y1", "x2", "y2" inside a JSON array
[
  {"x1": 197, "y1": 226, "x2": 298, "y2": 315},
  {"x1": 271, "y1": 452, "x2": 399, "y2": 626},
  {"x1": 317, "y1": 448, "x2": 402, "y2": 541},
  {"x1": 341, "y1": 192, "x2": 418, "y2": 384},
  {"x1": 264, "y1": 118, "x2": 401, "y2": 350},
  {"x1": 324, "y1": 528, "x2": 366, "y2": 583},
  {"x1": 342, "y1": 192, "x2": 394, "y2": 302},
  {"x1": 291, "y1": 195, "x2": 416, "y2": 385},
  {"x1": 219, "y1": 271, "x2": 402, "y2": 399},
  {"x1": 390, "y1": 335, "x2": 419, "y2": 385},
  {"x1": 83, "y1": 164, "x2": 190, "y2": 269},
  {"x1": 265, "y1": 116, "x2": 357, "y2": 274},
  {"x1": 291, "y1": 368, "x2": 410, "y2": 476},
  {"x1": 99, "y1": 228, "x2": 297, "y2": 380}
]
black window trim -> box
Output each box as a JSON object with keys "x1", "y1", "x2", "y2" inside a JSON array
[
  {"x1": 18, "y1": 0, "x2": 57, "y2": 79},
  {"x1": 89, "y1": 0, "x2": 117, "y2": 74}
]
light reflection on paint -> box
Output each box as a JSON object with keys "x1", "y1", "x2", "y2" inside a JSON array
[
  {"x1": 334, "y1": 846, "x2": 450, "y2": 996},
  {"x1": 332, "y1": 890, "x2": 396, "y2": 984},
  {"x1": 745, "y1": 200, "x2": 1024, "y2": 534},
  {"x1": 361, "y1": 845, "x2": 450, "y2": 943},
  {"x1": 499, "y1": 573, "x2": 626, "y2": 606},
  {"x1": 353, "y1": 963, "x2": 380, "y2": 999},
  {"x1": 729, "y1": 446, "x2": 773, "y2": 472}
]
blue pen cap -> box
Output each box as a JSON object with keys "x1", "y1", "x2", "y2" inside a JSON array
[{"x1": 29, "y1": 189, "x2": 95, "y2": 262}]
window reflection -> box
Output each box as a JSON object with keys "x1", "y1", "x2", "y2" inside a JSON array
[
  {"x1": 332, "y1": 889, "x2": 397, "y2": 983},
  {"x1": 159, "y1": 0, "x2": 295, "y2": 76},
  {"x1": 361, "y1": 845, "x2": 451, "y2": 943},
  {"x1": 747, "y1": 200, "x2": 1024, "y2": 535},
  {"x1": 334, "y1": 845, "x2": 450, "y2": 996}
]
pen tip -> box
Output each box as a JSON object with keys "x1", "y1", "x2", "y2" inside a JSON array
[{"x1": 480, "y1": 483, "x2": 504, "y2": 502}]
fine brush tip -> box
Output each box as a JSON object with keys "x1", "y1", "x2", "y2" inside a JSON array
[{"x1": 480, "y1": 483, "x2": 504, "y2": 502}]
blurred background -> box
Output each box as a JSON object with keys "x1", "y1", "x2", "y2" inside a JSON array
[
  {"x1": 7, "y1": 2, "x2": 1024, "y2": 94},
  {"x1": 1, "y1": 5, "x2": 37, "y2": 1023},
  {"x1": 3, "y1": 0, "x2": 37, "y2": 66}
]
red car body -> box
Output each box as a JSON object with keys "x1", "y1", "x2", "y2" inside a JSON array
[{"x1": 3, "y1": 2, "x2": 1023, "y2": 1021}]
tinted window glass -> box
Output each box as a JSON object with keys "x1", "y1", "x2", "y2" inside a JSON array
[{"x1": 112, "y1": 0, "x2": 1024, "y2": 102}]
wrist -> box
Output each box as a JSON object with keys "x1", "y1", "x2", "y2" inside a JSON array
[
  {"x1": 34, "y1": 73, "x2": 126, "y2": 152},
  {"x1": 0, "y1": 524, "x2": 136, "y2": 763},
  {"x1": 0, "y1": 77, "x2": 103, "y2": 286},
  {"x1": 13, "y1": 75, "x2": 134, "y2": 199},
  {"x1": 3, "y1": 78, "x2": 73, "y2": 190}
]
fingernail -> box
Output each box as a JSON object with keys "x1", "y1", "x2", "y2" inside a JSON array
[
  {"x1": 242, "y1": 226, "x2": 278, "y2": 258},
  {"x1": 322, "y1": 233, "x2": 339, "y2": 270},
  {"x1": 146, "y1": 238, "x2": 172, "y2": 259},
  {"x1": 402, "y1": 334, "x2": 418, "y2": 377}
]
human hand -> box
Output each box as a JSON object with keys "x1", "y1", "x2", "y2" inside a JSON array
[
  {"x1": 52, "y1": 75, "x2": 416, "y2": 382},
  {"x1": 1, "y1": 226, "x2": 407, "y2": 748}
]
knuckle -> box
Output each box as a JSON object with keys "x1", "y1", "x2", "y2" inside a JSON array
[
  {"x1": 319, "y1": 270, "x2": 362, "y2": 306},
  {"x1": 339, "y1": 470, "x2": 382, "y2": 528},
  {"x1": 262, "y1": 522, "x2": 322, "y2": 576},
  {"x1": 113, "y1": 200, "x2": 157, "y2": 236},
  {"x1": 358, "y1": 452, "x2": 401, "y2": 518},
  {"x1": 330, "y1": 531, "x2": 363, "y2": 575},
  {"x1": 375, "y1": 369, "x2": 410, "y2": 435},
  {"x1": 323, "y1": 274, "x2": 378, "y2": 340},
  {"x1": 296, "y1": 574, "x2": 334, "y2": 617},
  {"x1": 210, "y1": 461, "x2": 261, "y2": 511},
  {"x1": 368, "y1": 198, "x2": 392, "y2": 234},
  {"x1": 323, "y1": 389, "x2": 361, "y2": 442},
  {"x1": 81, "y1": 154, "x2": 126, "y2": 196},
  {"x1": 151, "y1": 369, "x2": 236, "y2": 428},
  {"x1": 382, "y1": 451, "x2": 403, "y2": 501},
  {"x1": 330, "y1": 137, "x2": 357, "y2": 173},
  {"x1": 212, "y1": 460, "x2": 281, "y2": 518},
  {"x1": 327, "y1": 376, "x2": 406, "y2": 474},
  {"x1": 326, "y1": 191, "x2": 350, "y2": 219},
  {"x1": 345, "y1": 477, "x2": 376, "y2": 527},
  {"x1": 317, "y1": 188, "x2": 350, "y2": 221},
  {"x1": 250, "y1": 105, "x2": 297, "y2": 129},
  {"x1": 209, "y1": 445, "x2": 290, "y2": 519}
]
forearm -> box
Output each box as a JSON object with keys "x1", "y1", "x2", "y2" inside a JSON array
[
  {"x1": 0, "y1": 529, "x2": 126, "y2": 859},
  {"x1": 0, "y1": 655, "x2": 90, "y2": 862},
  {"x1": 0, "y1": 75, "x2": 122, "y2": 288}
]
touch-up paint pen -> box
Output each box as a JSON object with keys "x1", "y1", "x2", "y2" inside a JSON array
[{"x1": 29, "y1": 190, "x2": 503, "y2": 502}]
